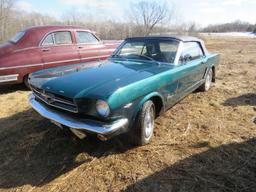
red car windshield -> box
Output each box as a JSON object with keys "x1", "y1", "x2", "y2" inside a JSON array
[{"x1": 9, "y1": 31, "x2": 26, "y2": 43}]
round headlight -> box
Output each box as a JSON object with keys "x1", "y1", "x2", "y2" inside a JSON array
[{"x1": 96, "y1": 100, "x2": 110, "y2": 117}]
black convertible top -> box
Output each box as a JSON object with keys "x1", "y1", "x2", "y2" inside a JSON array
[
  {"x1": 125, "y1": 35, "x2": 208, "y2": 55},
  {"x1": 126, "y1": 35, "x2": 202, "y2": 42}
]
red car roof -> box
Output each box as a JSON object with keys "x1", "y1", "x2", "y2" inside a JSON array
[{"x1": 16, "y1": 25, "x2": 92, "y2": 48}]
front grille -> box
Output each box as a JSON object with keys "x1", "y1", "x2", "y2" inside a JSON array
[{"x1": 32, "y1": 86, "x2": 78, "y2": 113}]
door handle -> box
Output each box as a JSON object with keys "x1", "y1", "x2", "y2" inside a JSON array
[
  {"x1": 78, "y1": 46, "x2": 84, "y2": 49},
  {"x1": 42, "y1": 48, "x2": 50, "y2": 52}
]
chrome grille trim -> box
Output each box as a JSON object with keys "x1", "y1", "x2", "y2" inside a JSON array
[{"x1": 32, "y1": 87, "x2": 78, "y2": 113}]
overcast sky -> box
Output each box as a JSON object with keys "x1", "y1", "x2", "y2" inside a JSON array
[{"x1": 15, "y1": 0, "x2": 256, "y2": 26}]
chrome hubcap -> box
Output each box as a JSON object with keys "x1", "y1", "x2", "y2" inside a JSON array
[
  {"x1": 205, "y1": 70, "x2": 212, "y2": 90},
  {"x1": 144, "y1": 106, "x2": 155, "y2": 139}
]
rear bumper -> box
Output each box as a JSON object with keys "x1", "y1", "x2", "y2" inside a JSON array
[
  {"x1": 29, "y1": 94, "x2": 129, "y2": 138},
  {"x1": 0, "y1": 74, "x2": 19, "y2": 83}
]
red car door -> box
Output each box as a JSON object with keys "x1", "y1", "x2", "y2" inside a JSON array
[
  {"x1": 75, "y1": 31, "x2": 105, "y2": 63},
  {"x1": 40, "y1": 31, "x2": 80, "y2": 69}
]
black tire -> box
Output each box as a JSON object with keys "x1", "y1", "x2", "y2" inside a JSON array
[
  {"x1": 198, "y1": 68, "x2": 213, "y2": 92},
  {"x1": 130, "y1": 100, "x2": 155, "y2": 146},
  {"x1": 23, "y1": 75, "x2": 31, "y2": 89}
]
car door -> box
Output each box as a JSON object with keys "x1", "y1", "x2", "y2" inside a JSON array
[
  {"x1": 75, "y1": 31, "x2": 104, "y2": 63},
  {"x1": 41, "y1": 31, "x2": 80, "y2": 69},
  {"x1": 157, "y1": 41, "x2": 181, "y2": 107},
  {"x1": 176, "y1": 42, "x2": 207, "y2": 95}
]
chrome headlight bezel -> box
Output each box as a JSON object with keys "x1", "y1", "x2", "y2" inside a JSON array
[{"x1": 96, "y1": 100, "x2": 110, "y2": 117}]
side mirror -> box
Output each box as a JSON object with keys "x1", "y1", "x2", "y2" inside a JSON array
[
  {"x1": 179, "y1": 56, "x2": 185, "y2": 64},
  {"x1": 180, "y1": 54, "x2": 192, "y2": 64},
  {"x1": 184, "y1": 54, "x2": 192, "y2": 62}
]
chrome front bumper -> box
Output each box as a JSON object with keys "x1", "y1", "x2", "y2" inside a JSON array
[{"x1": 29, "y1": 94, "x2": 128, "y2": 137}]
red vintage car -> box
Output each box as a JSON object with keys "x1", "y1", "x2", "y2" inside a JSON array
[{"x1": 0, "y1": 25, "x2": 120, "y2": 86}]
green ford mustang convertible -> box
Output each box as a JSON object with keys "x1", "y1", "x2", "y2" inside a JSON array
[{"x1": 28, "y1": 35, "x2": 220, "y2": 146}]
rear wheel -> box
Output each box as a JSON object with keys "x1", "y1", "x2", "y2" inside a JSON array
[
  {"x1": 23, "y1": 75, "x2": 31, "y2": 89},
  {"x1": 199, "y1": 68, "x2": 213, "y2": 92},
  {"x1": 130, "y1": 100, "x2": 155, "y2": 146}
]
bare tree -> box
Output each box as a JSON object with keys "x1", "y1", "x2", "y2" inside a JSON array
[
  {"x1": 130, "y1": 0, "x2": 170, "y2": 36},
  {"x1": 0, "y1": 0, "x2": 179, "y2": 42},
  {"x1": 0, "y1": 0, "x2": 14, "y2": 21},
  {"x1": 0, "y1": 0, "x2": 15, "y2": 41}
]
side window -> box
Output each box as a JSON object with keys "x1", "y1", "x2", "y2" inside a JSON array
[
  {"x1": 76, "y1": 31, "x2": 99, "y2": 44},
  {"x1": 42, "y1": 31, "x2": 72, "y2": 46},
  {"x1": 180, "y1": 42, "x2": 204, "y2": 63},
  {"x1": 54, "y1": 32, "x2": 72, "y2": 45},
  {"x1": 10, "y1": 31, "x2": 26, "y2": 43},
  {"x1": 160, "y1": 42, "x2": 179, "y2": 63},
  {"x1": 119, "y1": 42, "x2": 145, "y2": 56},
  {"x1": 42, "y1": 34, "x2": 54, "y2": 46}
]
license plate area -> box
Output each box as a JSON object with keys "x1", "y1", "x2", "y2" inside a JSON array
[
  {"x1": 70, "y1": 129, "x2": 87, "y2": 139},
  {"x1": 50, "y1": 120, "x2": 63, "y2": 128}
]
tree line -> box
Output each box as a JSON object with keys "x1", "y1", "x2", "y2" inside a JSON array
[
  {"x1": 0, "y1": 0, "x2": 201, "y2": 42},
  {"x1": 201, "y1": 20, "x2": 256, "y2": 33},
  {"x1": 1, "y1": 0, "x2": 178, "y2": 42},
  {"x1": 0, "y1": 0, "x2": 255, "y2": 43}
]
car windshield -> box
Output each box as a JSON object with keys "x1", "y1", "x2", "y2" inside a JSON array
[
  {"x1": 9, "y1": 31, "x2": 26, "y2": 43},
  {"x1": 112, "y1": 39, "x2": 179, "y2": 64}
]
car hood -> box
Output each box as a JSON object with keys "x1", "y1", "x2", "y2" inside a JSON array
[{"x1": 30, "y1": 60, "x2": 172, "y2": 100}]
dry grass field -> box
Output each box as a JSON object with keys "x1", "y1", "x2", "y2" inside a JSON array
[{"x1": 0, "y1": 37, "x2": 255, "y2": 192}]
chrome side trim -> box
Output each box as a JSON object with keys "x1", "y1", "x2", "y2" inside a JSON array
[
  {"x1": 0, "y1": 55, "x2": 110, "y2": 71},
  {"x1": 43, "y1": 58, "x2": 80, "y2": 66},
  {"x1": 78, "y1": 49, "x2": 115, "y2": 54},
  {"x1": 0, "y1": 63, "x2": 43, "y2": 70},
  {"x1": 100, "y1": 49, "x2": 116, "y2": 52},
  {"x1": 13, "y1": 47, "x2": 38, "y2": 53},
  {"x1": 0, "y1": 74, "x2": 19, "y2": 83},
  {"x1": 29, "y1": 94, "x2": 128, "y2": 135},
  {"x1": 80, "y1": 54, "x2": 110, "y2": 61},
  {"x1": 184, "y1": 79, "x2": 204, "y2": 93}
]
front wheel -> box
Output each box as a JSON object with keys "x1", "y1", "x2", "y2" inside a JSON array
[
  {"x1": 199, "y1": 68, "x2": 213, "y2": 92},
  {"x1": 130, "y1": 100, "x2": 155, "y2": 146}
]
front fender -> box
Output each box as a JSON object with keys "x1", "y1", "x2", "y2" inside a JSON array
[{"x1": 132, "y1": 92, "x2": 165, "y2": 121}]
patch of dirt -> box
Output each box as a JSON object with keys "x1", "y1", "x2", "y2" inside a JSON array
[{"x1": 0, "y1": 37, "x2": 255, "y2": 192}]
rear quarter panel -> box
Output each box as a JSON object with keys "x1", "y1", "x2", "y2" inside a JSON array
[
  {"x1": 206, "y1": 53, "x2": 220, "y2": 67},
  {"x1": 205, "y1": 53, "x2": 220, "y2": 81},
  {"x1": 0, "y1": 47, "x2": 43, "y2": 83}
]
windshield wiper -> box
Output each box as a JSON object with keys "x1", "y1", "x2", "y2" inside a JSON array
[
  {"x1": 110, "y1": 55, "x2": 128, "y2": 62},
  {"x1": 111, "y1": 54, "x2": 161, "y2": 65},
  {"x1": 136, "y1": 54, "x2": 155, "y2": 61}
]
